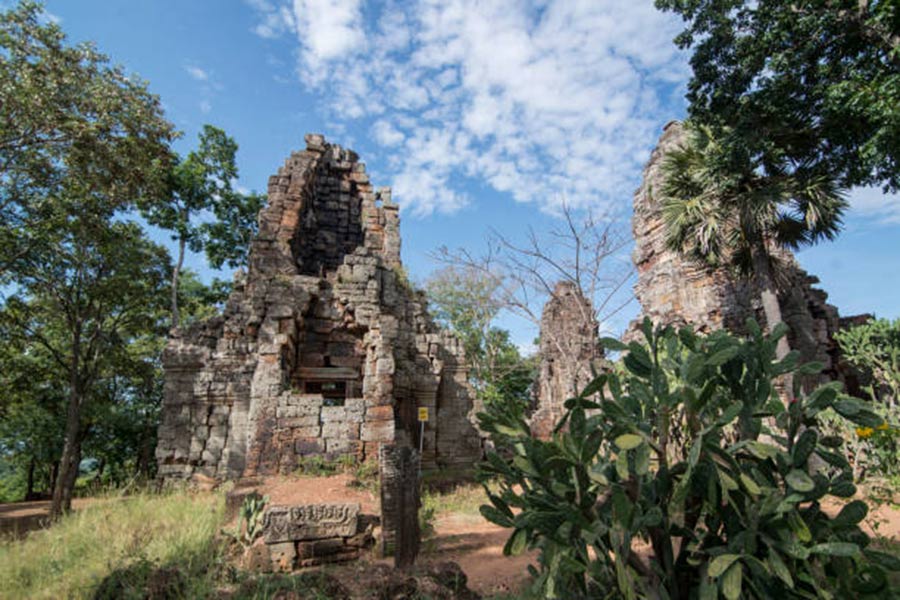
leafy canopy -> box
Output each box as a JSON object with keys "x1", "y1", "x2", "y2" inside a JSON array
[
  {"x1": 141, "y1": 124, "x2": 238, "y2": 255},
  {"x1": 657, "y1": 0, "x2": 900, "y2": 193},
  {"x1": 0, "y1": 0, "x2": 175, "y2": 276}
]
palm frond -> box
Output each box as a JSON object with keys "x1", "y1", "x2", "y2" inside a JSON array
[{"x1": 657, "y1": 121, "x2": 847, "y2": 276}]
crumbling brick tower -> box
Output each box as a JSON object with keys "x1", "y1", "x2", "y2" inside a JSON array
[
  {"x1": 530, "y1": 281, "x2": 605, "y2": 439},
  {"x1": 155, "y1": 134, "x2": 482, "y2": 482}
]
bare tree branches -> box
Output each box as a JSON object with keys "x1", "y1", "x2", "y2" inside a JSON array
[{"x1": 431, "y1": 201, "x2": 634, "y2": 354}]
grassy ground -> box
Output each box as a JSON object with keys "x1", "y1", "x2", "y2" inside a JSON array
[
  {"x1": 0, "y1": 490, "x2": 224, "y2": 599},
  {"x1": 422, "y1": 482, "x2": 488, "y2": 518}
]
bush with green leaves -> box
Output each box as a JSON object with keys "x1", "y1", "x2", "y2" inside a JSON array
[
  {"x1": 826, "y1": 318, "x2": 900, "y2": 484},
  {"x1": 835, "y1": 317, "x2": 900, "y2": 407},
  {"x1": 478, "y1": 319, "x2": 899, "y2": 599}
]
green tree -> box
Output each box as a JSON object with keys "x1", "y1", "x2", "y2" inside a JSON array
[
  {"x1": 660, "y1": 123, "x2": 847, "y2": 395},
  {"x1": 657, "y1": 0, "x2": 900, "y2": 192},
  {"x1": 141, "y1": 125, "x2": 238, "y2": 329},
  {"x1": 0, "y1": 1, "x2": 175, "y2": 276},
  {"x1": 0, "y1": 1, "x2": 178, "y2": 516},
  {"x1": 177, "y1": 269, "x2": 233, "y2": 324},
  {"x1": 0, "y1": 204, "x2": 170, "y2": 518},
  {"x1": 0, "y1": 340, "x2": 65, "y2": 500},
  {"x1": 426, "y1": 266, "x2": 535, "y2": 411},
  {"x1": 201, "y1": 190, "x2": 265, "y2": 271},
  {"x1": 0, "y1": 270, "x2": 237, "y2": 502}
]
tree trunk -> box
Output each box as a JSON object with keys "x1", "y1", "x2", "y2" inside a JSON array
[
  {"x1": 135, "y1": 426, "x2": 154, "y2": 478},
  {"x1": 25, "y1": 456, "x2": 35, "y2": 500},
  {"x1": 49, "y1": 461, "x2": 58, "y2": 495},
  {"x1": 752, "y1": 245, "x2": 794, "y2": 400},
  {"x1": 51, "y1": 342, "x2": 84, "y2": 520},
  {"x1": 170, "y1": 235, "x2": 185, "y2": 329},
  {"x1": 50, "y1": 385, "x2": 83, "y2": 519}
]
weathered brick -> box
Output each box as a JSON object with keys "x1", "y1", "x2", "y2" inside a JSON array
[
  {"x1": 294, "y1": 438, "x2": 324, "y2": 455},
  {"x1": 361, "y1": 420, "x2": 393, "y2": 442},
  {"x1": 365, "y1": 405, "x2": 393, "y2": 421}
]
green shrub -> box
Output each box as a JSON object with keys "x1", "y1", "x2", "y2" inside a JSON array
[
  {"x1": 294, "y1": 454, "x2": 361, "y2": 478},
  {"x1": 832, "y1": 318, "x2": 900, "y2": 484},
  {"x1": 478, "y1": 318, "x2": 900, "y2": 599},
  {"x1": 835, "y1": 317, "x2": 900, "y2": 406},
  {"x1": 348, "y1": 458, "x2": 380, "y2": 492}
]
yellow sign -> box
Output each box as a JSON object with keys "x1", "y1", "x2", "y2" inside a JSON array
[{"x1": 418, "y1": 407, "x2": 429, "y2": 422}]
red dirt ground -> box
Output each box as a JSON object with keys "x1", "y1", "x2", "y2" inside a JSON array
[
  {"x1": 429, "y1": 512, "x2": 537, "y2": 596},
  {"x1": 254, "y1": 473, "x2": 380, "y2": 514}
]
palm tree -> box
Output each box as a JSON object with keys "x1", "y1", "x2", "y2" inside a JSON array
[{"x1": 659, "y1": 122, "x2": 848, "y2": 397}]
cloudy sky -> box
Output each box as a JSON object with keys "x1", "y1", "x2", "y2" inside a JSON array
[{"x1": 42, "y1": 0, "x2": 900, "y2": 345}]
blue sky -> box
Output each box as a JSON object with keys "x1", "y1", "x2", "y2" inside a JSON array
[{"x1": 39, "y1": 0, "x2": 900, "y2": 349}]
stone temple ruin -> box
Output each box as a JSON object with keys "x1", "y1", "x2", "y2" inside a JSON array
[
  {"x1": 530, "y1": 281, "x2": 604, "y2": 438},
  {"x1": 628, "y1": 121, "x2": 865, "y2": 389},
  {"x1": 155, "y1": 134, "x2": 482, "y2": 483}
]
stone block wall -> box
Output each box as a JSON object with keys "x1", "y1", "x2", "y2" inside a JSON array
[{"x1": 156, "y1": 134, "x2": 481, "y2": 482}]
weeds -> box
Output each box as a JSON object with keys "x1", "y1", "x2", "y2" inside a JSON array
[
  {"x1": 294, "y1": 454, "x2": 380, "y2": 493},
  {"x1": 348, "y1": 459, "x2": 380, "y2": 492},
  {"x1": 221, "y1": 492, "x2": 268, "y2": 550},
  {"x1": 294, "y1": 454, "x2": 360, "y2": 477},
  {"x1": 419, "y1": 504, "x2": 437, "y2": 552},
  {"x1": 422, "y1": 482, "x2": 488, "y2": 517}
]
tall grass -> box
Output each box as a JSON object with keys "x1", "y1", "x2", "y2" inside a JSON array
[{"x1": 0, "y1": 490, "x2": 224, "y2": 599}]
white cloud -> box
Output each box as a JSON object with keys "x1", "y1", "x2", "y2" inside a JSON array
[
  {"x1": 848, "y1": 186, "x2": 900, "y2": 224},
  {"x1": 199, "y1": 100, "x2": 212, "y2": 114},
  {"x1": 290, "y1": 0, "x2": 366, "y2": 80},
  {"x1": 249, "y1": 0, "x2": 296, "y2": 39},
  {"x1": 184, "y1": 65, "x2": 210, "y2": 82},
  {"x1": 371, "y1": 120, "x2": 405, "y2": 147},
  {"x1": 249, "y1": 0, "x2": 688, "y2": 217}
]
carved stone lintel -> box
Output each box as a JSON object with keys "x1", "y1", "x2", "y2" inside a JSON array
[{"x1": 262, "y1": 503, "x2": 360, "y2": 543}]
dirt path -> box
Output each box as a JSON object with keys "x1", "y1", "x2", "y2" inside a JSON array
[
  {"x1": 0, "y1": 497, "x2": 100, "y2": 539},
  {"x1": 255, "y1": 473, "x2": 380, "y2": 514},
  {"x1": 428, "y1": 512, "x2": 536, "y2": 596}
]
